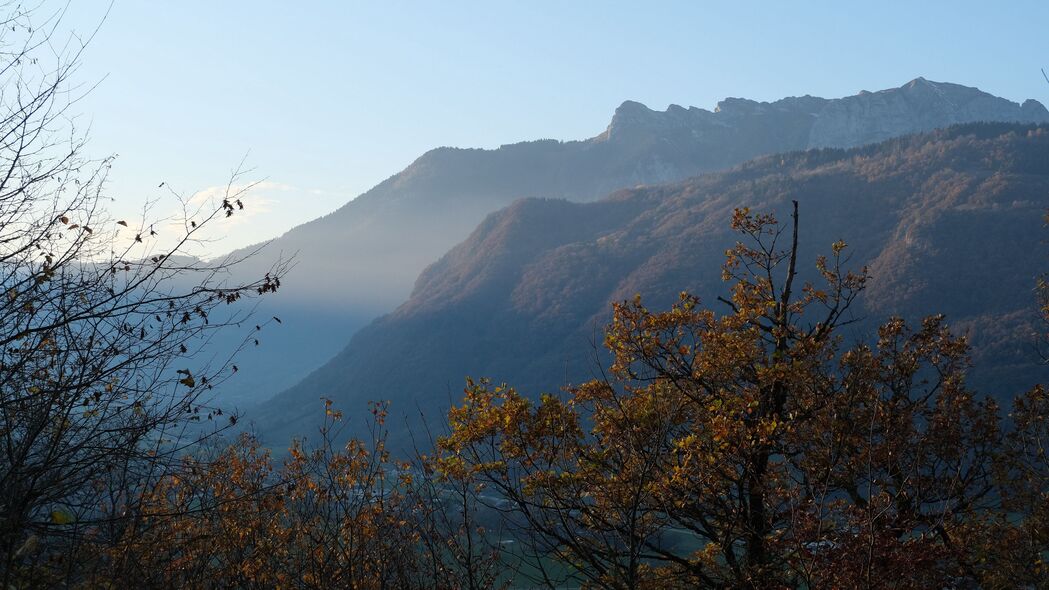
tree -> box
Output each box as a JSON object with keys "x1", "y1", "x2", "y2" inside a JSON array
[
  {"x1": 100, "y1": 404, "x2": 417, "y2": 588},
  {"x1": 438, "y1": 203, "x2": 1015, "y2": 588},
  {"x1": 96, "y1": 400, "x2": 508, "y2": 589},
  {"x1": 0, "y1": 5, "x2": 287, "y2": 585}
]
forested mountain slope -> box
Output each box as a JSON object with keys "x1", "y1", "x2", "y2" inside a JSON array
[
  {"x1": 259, "y1": 123, "x2": 1049, "y2": 444},
  {"x1": 222, "y1": 80, "x2": 1049, "y2": 406}
]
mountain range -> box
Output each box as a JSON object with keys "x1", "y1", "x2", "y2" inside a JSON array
[
  {"x1": 254, "y1": 122, "x2": 1049, "y2": 445},
  {"x1": 214, "y1": 79, "x2": 1049, "y2": 429}
]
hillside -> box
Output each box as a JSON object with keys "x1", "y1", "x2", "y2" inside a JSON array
[
  {"x1": 257, "y1": 123, "x2": 1049, "y2": 444},
  {"x1": 218, "y1": 80, "x2": 1049, "y2": 406}
]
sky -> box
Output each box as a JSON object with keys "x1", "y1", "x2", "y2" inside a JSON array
[{"x1": 55, "y1": 0, "x2": 1049, "y2": 255}]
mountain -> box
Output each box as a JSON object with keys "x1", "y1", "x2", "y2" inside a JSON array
[
  {"x1": 218, "y1": 79, "x2": 1049, "y2": 406},
  {"x1": 257, "y1": 123, "x2": 1049, "y2": 446}
]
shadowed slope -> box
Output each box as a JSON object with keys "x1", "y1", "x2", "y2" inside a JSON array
[
  {"x1": 258, "y1": 123, "x2": 1049, "y2": 445},
  {"x1": 219, "y1": 80, "x2": 1049, "y2": 406}
]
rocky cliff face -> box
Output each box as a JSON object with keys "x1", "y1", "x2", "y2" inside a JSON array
[
  {"x1": 601, "y1": 77, "x2": 1049, "y2": 156},
  {"x1": 806, "y1": 78, "x2": 1049, "y2": 148}
]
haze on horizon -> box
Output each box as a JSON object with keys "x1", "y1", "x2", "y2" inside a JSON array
[{"x1": 60, "y1": 0, "x2": 1049, "y2": 256}]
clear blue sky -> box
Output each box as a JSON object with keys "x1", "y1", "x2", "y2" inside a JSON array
[{"x1": 61, "y1": 0, "x2": 1049, "y2": 254}]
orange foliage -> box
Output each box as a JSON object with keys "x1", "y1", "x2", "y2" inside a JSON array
[
  {"x1": 438, "y1": 204, "x2": 1049, "y2": 589},
  {"x1": 19, "y1": 205, "x2": 1049, "y2": 589}
]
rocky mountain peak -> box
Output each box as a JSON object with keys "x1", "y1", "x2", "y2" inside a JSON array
[
  {"x1": 808, "y1": 78, "x2": 1049, "y2": 148},
  {"x1": 600, "y1": 99, "x2": 711, "y2": 141},
  {"x1": 598, "y1": 78, "x2": 1049, "y2": 149},
  {"x1": 1022, "y1": 99, "x2": 1049, "y2": 118}
]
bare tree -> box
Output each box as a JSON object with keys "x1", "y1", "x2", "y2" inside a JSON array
[{"x1": 0, "y1": 4, "x2": 287, "y2": 584}]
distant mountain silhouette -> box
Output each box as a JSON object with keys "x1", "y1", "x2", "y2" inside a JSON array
[
  {"x1": 218, "y1": 79, "x2": 1049, "y2": 407},
  {"x1": 257, "y1": 123, "x2": 1049, "y2": 446}
]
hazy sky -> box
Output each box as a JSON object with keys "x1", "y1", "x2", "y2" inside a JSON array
[{"x1": 60, "y1": 0, "x2": 1049, "y2": 255}]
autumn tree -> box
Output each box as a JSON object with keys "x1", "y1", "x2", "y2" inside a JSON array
[
  {"x1": 959, "y1": 208, "x2": 1049, "y2": 587},
  {"x1": 438, "y1": 202, "x2": 1019, "y2": 589},
  {"x1": 97, "y1": 400, "x2": 508, "y2": 590},
  {"x1": 48, "y1": 197, "x2": 1049, "y2": 589}
]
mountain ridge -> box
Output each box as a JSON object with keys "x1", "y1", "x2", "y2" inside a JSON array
[
  {"x1": 217, "y1": 79, "x2": 1049, "y2": 406},
  {"x1": 255, "y1": 122, "x2": 1049, "y2": 445}
]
